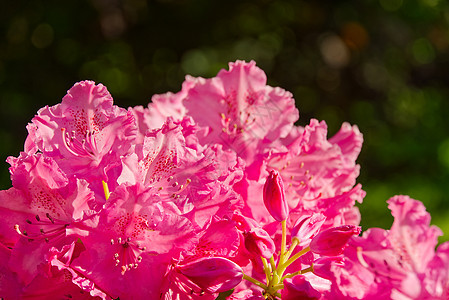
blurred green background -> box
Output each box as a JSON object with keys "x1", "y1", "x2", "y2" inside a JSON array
[{"x1": 1, "y1": 0, "x2": 449, "y2": 241}]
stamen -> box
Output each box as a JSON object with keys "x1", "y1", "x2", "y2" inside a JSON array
[
  {"x1": 46, "y1": 213, "x2": 54, "y2": 224},
  {"x1": 356, "y1": 247, "x2": 370, "y2": 268}
]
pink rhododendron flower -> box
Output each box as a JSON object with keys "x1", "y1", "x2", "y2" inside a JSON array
[
  {"x1": 182, "y1": 60, "x2": 299, "y2": 165},
  {"x1": 25, "y1": 80, "x2": 136, "y2": 197},
  {"x1": 0, "y1": 153, "x2": 97, "y2": 284},
  {"x1": 290, "y1": 213, "x2": 326, "y2": 247},
  {"x1": 69, "y1": 183, "x2": 198, "y2": 299},
  {"x1": 329, "y1": 196, "x2": 447, "y2": 299},
  {"x1": 119, "y1": 117, "x2": 244, "y2": 228},
  {"x1": 312, "y1": 256, "x2": 344, "y2": 280},
  {"x1": 266, "y1": 119, "x2": 364, "y2": 226},
  {"x1": 159, "y1": 217, "x2": 247, "y2": 298},
  {"x1": 1, "y1": 60, "x2": 447, "y2": 299},
  {"x1": 143, "y1": 75, "x2": 195, "y2": 131}
]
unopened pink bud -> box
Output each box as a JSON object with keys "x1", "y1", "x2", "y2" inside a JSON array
[
  {"x1": 232, "y1": 213, "x2": 258, "y2": 231},
  {"x1": 312, "y1": 256, "x2": 343, "y2": 280},
  {"x1": 263, "y1": 170, "x2": 288, "y2": 221},
  {"x1": 244, "y1": 227, "x2": 276, "y2": 259},
  {"x1": 309, "y1": 225, "x2": 361, "y2": 256},
  {"x1": 291, "y1": 213, "x2": 326, "y2": 246},
  {"x1": 177, "y1": 257, "x2": 243, "y2": 294},
  {"x1": 281, "y1": 275, "x2": 321, "y2": 300}
]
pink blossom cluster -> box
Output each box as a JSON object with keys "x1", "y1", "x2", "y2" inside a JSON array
[{"x1": 0, "y1": 60, "x2": 448, "y2": 299}]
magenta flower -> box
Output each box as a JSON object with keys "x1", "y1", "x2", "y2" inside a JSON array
[
  {"x1": 160, "y1": 218, "x2": 244, "y2": 299},
  {"x1": 118, "y1": 117, "x2": 244, "y2": 228},
  {"x1": 194, "y1": 219, "x2": 241, "y2": 258},
  {"x1": 25, "y1": 80, "x2": 136, "y2": 196},
  {"x1": 176, "y1": 257, "x2": 243, "y2": 294},
  {"x1": 182, "y1": 60, "x2": 299, "y2": 164},
  {"x1": 68, "y1": 183, "x2": 198, "y2": 299},
  {"x1": 281, "y1": 275, "x2": 321, "y2": 300},
  {"x1": 266, "y1": 119, "x2": 364, "y2": 226},
  {"x1": 290, "y1": 213, "x2": 326, "y2": 246},
  {"x1": 309, "y1": 225, "x2": 361, "y2": 256},
  {"x1": 141, "y1": 75, "x2": 195, "y2": 131},
  {"x1": 4, "y1": 61, "x2": 448, "y2": 299},
  {"x1": 244, "y1": 227, "x2": 276, "y2": 259},
  {"x1": 328, "y1": 196, "x2": 449, "y2": 299},
  {"x1": 0, "y1": 153, "x2": 97, "y2": 284},
  {"x1": 312, "y1": 256, "x2": 343, "y2": 280},
  {"x1": 263, "y1": 170, "x2": 289, "y2": 221},
  {"x1": 0, "y1": 243, "x2": 21, "y2": 299}
]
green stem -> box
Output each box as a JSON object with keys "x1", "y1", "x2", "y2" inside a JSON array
[
  {"x1": 279, "y1": 246, "x2": 310, "y2": 273},
  {"x1": 280, "y1": 264, "x2": 314, "y2": 282},
  {"x1": 270, "y1": 256, "x2": 277, "y2": 274},
  {"x1": 284, "y1": 238, "x2": 299, "y2": 262},
  {"x1": 243, "y1": 274, "x2": 268, "y2": 290},
  {"x1": 300, "y1": 265, "x2": 314, "y2": 274},
  {"x1": 279, "y1": 220, "x2": 287, "y2": 265},
  {"x1": 281, "y1": 271, "x2": 299, "y2": 281},
  {"x1": 262, "y1": 257, "x2": 271, "y2": 283}
]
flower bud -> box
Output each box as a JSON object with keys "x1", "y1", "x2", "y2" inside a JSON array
[
  {"x1": 281, "y1": 275, "x2": 321, "y2": 300},
  {"x1": 263, "y1": 170, "x2": 288, "y2": 221},
  {"x1": 312, "y1": 256, "x2": 343, "y2": 280},
  {"x1": 244, "y1": 227, "x2": 276, "y2": 259},
  {"x1": 232, "y1": 213, "x2": 258, "y2": 232},
  {"x1": 291, "y1": 213, "x2": 326, "y2": 246},
  {"x1": 177, "y1": 257, "x2": 243, "y2": 294},
  {"x1": 309, "y1": 225, "x2": 361, "y2": 256}
]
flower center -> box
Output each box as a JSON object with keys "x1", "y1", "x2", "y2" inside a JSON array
[
  {"x1": 110, "y1": 236, "x2": 147, "y2": 275},
  {"x1": 61, "y1": 128, "x2": 99, "y2": 160},
  {"x1": 14, "y1": 213, "x2": 69, "y2": 244}
]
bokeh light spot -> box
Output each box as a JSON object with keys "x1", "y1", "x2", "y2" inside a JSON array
[
  {"x1": 31, "y1": 23, "x2": 54, "y2": 49},
  {"x1": 438, "y1": 138, "x2": 449, "y2": 170},
  {"x1": 341, "y1": 22, "x2": 370, "y2": 51},
  {"x1": 181, "y1": 49, "x2": 209, "y2": 76},
  {"x1": 411, "y1": 38, "x2": 435, "y2": 64},
  {"x1": 320, "y1": 34, "x2": 350, "y2": 68},
  {"x1": 421, "y1": 0, "x2": 440, "y2": 7},
  {"x1": 379, "y1": 0, "x2": 403, "y2": 11}
]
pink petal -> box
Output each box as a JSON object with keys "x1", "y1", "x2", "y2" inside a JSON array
[{"x1": 177, "y1": 257, "x2": 243, "y2": 294}]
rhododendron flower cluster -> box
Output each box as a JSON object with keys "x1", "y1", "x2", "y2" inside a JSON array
[{"x1": 0, "y1": 60, "x2": 448, "y2": 299}]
